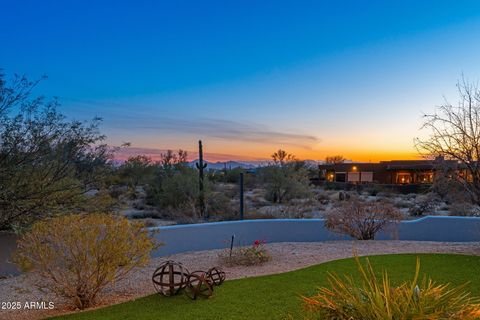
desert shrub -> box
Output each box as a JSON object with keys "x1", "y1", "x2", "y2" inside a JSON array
[
  {"x1": 108, "y1": 184, "x2": 129, "y2": 198},
  {"x1": 147, "y1": 166, "x2": 199, "y2": 210},
  {"x1": 409, "y1": 193, "x2": 439, "y2": 216},
  {"x1": 219, "y1": 240, "x2": 271, "y2": 266},
  {"x1": 163, "y1": 201, "x2": 201, "y2": 223},
  {"x1": 392, "y1": 198, "x2": 413, "y2": 209},
  {"x1": 244, "y1": 211, "x2": 277, "y2": 219},
  {"x1": 258, "y1": 163, "x2": 312, "y2": 203},
  {"x1": 258, "y1": 203, "x2": 315, "y2": 219},
  {"x1": 338, "y1": 191, "x2": 351, "y2": 201},
  {"x1": 213, "y1": 182, "x2": 239, "y2": 198},
  {"x1": 324, "y1": 200, "x2": 402, "y2": 240},
  {"x1": 376, "y1": 190, "x2": 396, "y2": 198},
  {"x1": 248, "y1": 189, "x2": 270, "y2": 206},
  {"x1": 206, "y1": 192, "x2": 237, "y2": 218},
  {"x1": 77, "y1": 189, "x2": 118, "y2": 213},
  {"x1": 221, "y1": 167, "x2": 244, "y2": 183},
  {"x1": 364, "y1": 184, "x2": 382, "y2": 196},
  {"x1": 0, "y1": 73, "x2": 114, "y2": 231},
  {"x1": 127, "y1": 210, "x2": 162, "y2": 219},
  {"x1": 14, "y1": 214, "x2": 155, "y2": 309},
  {"x1": 313, "y1": 189, "x2": 330, "y2": 204},
  {"x1": 303, "y1": 257, "x2": 480, "y2": 320},
  {"x1": 117, "y1": 155, "x2": 156, "y2": 187},
  {"x1": 449, "y1": 202, "x2": 480, "y2": 216}
]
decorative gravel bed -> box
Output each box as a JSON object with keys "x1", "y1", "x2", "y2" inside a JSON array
[{"x1": 1, "y1": 240, "x2": 479, "y2": 320}]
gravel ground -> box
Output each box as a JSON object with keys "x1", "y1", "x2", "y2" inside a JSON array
[{"x1": 1, "y1": 240, "x2": 479, "y2": 320}]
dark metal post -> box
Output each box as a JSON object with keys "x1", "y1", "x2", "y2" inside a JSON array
[
  {"x1": 239, "y1": 172, "x2": 244, "y2": 220},
  {"x1": 229, "y1": 234, "x2": 235, "y2": 258}
]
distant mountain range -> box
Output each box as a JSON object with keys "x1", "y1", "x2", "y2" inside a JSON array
[
  {"x1": 112, "y1": 157, "x2": 344, "y2": 169},
  {"x1": 186, "y1": 159, "x2": 328, "y2": 170},
  {"x1": 187, "y1": 160, "x2": 259, "y2": 170}
]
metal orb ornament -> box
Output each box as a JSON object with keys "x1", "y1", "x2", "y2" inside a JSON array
[
  {"x1": 185, "y1": 271, "x2": 214, "y2": 300},
  {"x1": 152, "y1": 260, "x2": 190, "y2": 296},
  {"x1": 206, "y1": 266, "x2": 226, "y2": 286}
]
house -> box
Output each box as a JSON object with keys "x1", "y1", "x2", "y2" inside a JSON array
[{"x1": 318, "y1": 157, "x2": 459, "y2": 185}]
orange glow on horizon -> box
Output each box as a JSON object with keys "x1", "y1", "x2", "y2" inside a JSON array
[{"x1": 116, "y1": 143, "x2": 421, "y2": 163}]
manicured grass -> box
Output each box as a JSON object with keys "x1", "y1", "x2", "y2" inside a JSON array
[{"x1": 53, "y1": 254, "x2": 480, "y2": 320}]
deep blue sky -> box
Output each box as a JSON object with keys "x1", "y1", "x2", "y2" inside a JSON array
[{"x1": 2, "y1": 1, "x2": 480, "y2": 160}]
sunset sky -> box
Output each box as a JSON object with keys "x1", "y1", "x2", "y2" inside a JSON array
[{"x1": 3, "y1": 1, "x2": 480, "y2": 162}]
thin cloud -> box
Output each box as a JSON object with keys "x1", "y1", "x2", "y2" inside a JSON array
[
  {"x1": 116, "y1": 146, "x2": 269, "y2": 162},
  {"x1": 63, "y1": 98, "x2": 320, "y2": 149},
  {"x1": 113, "y1": 117, "x2": 319, "y2": 149}
]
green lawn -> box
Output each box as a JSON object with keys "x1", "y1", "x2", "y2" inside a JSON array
[{"x1": 53, "y1": 254, "x2": 480, "y2": 320}]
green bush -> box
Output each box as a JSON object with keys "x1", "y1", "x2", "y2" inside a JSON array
[
  {"x1": 258, "y1": 162, "x2": 311, "y2": 203},
  {"x1": 0, "y1": 72, "x2": 113, "y2": 231},
  {"x1": 117, "y1": 155, "x2": 156, "y2": 187},
  {"x1": 303, "y1": 257, "x2": 480, "y2": 320},
  {"x1": 150, "y1": 166, "x2": 200, "y2": 210}
]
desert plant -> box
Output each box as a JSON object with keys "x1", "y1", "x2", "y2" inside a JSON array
[
  {"x1": 14, "y1": 213, "x2": 155, "y2": 309},
  {"x1": 258, "y1": 203, "x2": 315, "y2": 219},
  {"x1": 324, "y1": 155, "x2": 345, "y2": 164},
  {"x1": 206, "y1": 191, "x2": 236, "y2": 218},
  {"x1": 324, "y1": 200, "x2": 402, "y2": 240},
  {"x1": 147, "y1": 166, "x2": 200, "y2": 212},
  {"x1": 0, "y1": 72, "x2": 114, "y2": 231},
  {"x1": 117, "y1": 155, "x2": 155, "y2": 187},
  {"x1": 416, "y1": 76, "x2": 480, "y2": 206},
  {"x1": 258, "y1": 151, "x2": 312, "y2": 203},
  {"x1": 303, "y1": 256, "x2": 480, "y2": 320},
  {"x1": 196, "y1": 140, "x2": 208, "y2": 219},
  {"x1": 261, "y1": 164, "x2": 311, "y2": 203},
  {"x1": 219, "y1": 240, "x2": 271, "y2": 266},
  {"x1": 408, "y1": 193, "x2": 439, "y2": 216},
  {"x1": 364, "y1": 184, "x2": 382, "y2": 196},
  {"x1": 449, "y1": 201, "x2": 480, "y2": 216}
]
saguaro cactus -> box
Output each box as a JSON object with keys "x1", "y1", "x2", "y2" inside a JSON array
[{"x1": 196, "y1": 140, "x2": 208, "y2": 220}]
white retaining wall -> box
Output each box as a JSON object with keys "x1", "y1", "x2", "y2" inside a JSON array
[{"x1": 150, "y1": 216, "x2": 480, "y2": 257}]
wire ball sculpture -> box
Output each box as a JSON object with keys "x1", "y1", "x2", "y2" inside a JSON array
[
  {"x1": 185, "y1": 271, "x2": 214, "y2": 300},
  {"x1": 152, "y1": 260, "x2": 190, "y2": 296},
  {"x1": 206, "y1": 266, "x2": 226, "y2": 286},
  {"x1": 152, "y1": 261, "x2": 226, "y2": 300}
]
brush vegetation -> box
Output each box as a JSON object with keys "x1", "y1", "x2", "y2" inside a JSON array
[{"x1": 303, "y1": 256, "x2": 480, "y2": 319}]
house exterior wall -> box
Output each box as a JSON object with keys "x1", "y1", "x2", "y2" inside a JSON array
[{"x1": 318, "y1": 159, "x2": 457, "y2": 185}]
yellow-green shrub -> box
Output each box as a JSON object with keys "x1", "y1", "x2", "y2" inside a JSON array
[
  {"x1": 14, "y1": 213, "x2": 155, "y2": 309},
  {"x1": 303, "y1": 257, "x2": 480, "y2": 319}
]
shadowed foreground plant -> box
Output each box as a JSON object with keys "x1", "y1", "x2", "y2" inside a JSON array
[
  {"x1": 303, "y1": 256, "x2": 480, "y2": 320},
  {"x1": 324, "y1": 200, "x2": 402, "y2": 240},
  {"x1": 14, "y1": 214, "x2": 156, "y2": 309}
]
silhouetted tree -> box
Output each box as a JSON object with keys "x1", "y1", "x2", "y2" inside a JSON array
[
  {"x1": 259, "y1": 150, "x2": 311, "y2": 203},
  {"x1": 325, "y1": 155, "x2": 345, "y2": 164},
  {"x1": 415, "y1": 77, "x2": 480, "y2": 205},
  {"x1": 0, "y1": 71, "x2": 112, "y2": 231},
  {"x1": 118, "y1": 155, "x2": 155, "y2": 187},
  {"x1": 271, "y1": 149, "x2": 296, "y2": 167}
]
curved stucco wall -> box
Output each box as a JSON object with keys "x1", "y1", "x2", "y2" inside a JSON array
[{"x1": 150, "y1": 216, "x2": 480, "y2": 257}]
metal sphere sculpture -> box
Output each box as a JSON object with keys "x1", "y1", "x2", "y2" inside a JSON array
[
  {"x1": 152, "y1": 260, "x2": 190, "y2": 296},
  {"x1": 185, "y1": 271, "x2": 214, "y2": 300},
  {"x1": 207, "y1": 266, "x2": 226, "y2": 286}
]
